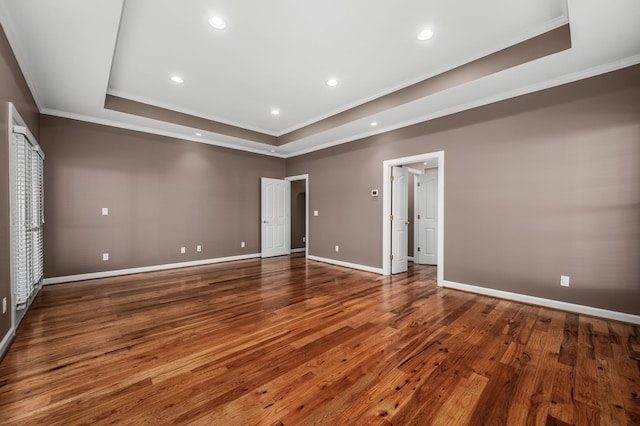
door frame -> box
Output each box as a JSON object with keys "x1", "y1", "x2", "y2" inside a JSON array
[
  {"x1": 382, "y1": 151, "x2": 444, "y2": 286},
  {"x1": 285, "y1": 174, "x2": 309, "y2": 257}
]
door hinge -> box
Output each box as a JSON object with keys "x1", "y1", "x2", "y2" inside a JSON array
[
  {"x1": 390, "y1": 215, "x2": 394, "y2": 221},
  {"x1": 417, "y1": 214, "x2": 421, "y2": 219},
  {"x1": 417, "y1": 247, "x2": 420, "y2": 252},
  {"x1": 390, "y1": 175, "x2": 394, "y2": 181},
  {"x1": 390, "y1": 254, "x2": 394, "y2": 260},
  {"x1": 417, "y1": 182, "x2": 420, "y2": 187}
]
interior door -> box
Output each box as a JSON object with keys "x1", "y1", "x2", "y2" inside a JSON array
[
  {"x1": 261, "y1": 178, "x2": 291, "y2": 258},
  {"x1": 414, "y1": 169, "x2": 438, "y2": 265},
  {"x1": 391, "y1": 166, "x2": 409, "y2": 274}
]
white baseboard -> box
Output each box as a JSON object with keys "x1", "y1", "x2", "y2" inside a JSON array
[
  {"x1": 443, "y1": 280, "x2": 640, "y2": 325},
  {"x1": 0, "y1": 327, "x2": 15, "y2": 359},
  {"x1": 43, "y1": 253, "x2": 262, "y2": 285},
  {"x1": 408, "y1": 256, "x2": 415, "y2": 262},
  {"x1": 307, "y1": 255, "x2": 383, "y2": 274},
  {"x1": 291, "y1": 248, "x2": 306, "y2": 253}
]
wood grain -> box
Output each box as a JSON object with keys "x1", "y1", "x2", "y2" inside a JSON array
[{"x1": 1, "y1": 254, "x2": 639, "y2": 425}]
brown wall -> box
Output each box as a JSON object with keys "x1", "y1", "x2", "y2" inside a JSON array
[
  {"x1": 291, "y1": 180, "x2": 306, "y2": 250},
  {"x1": 286, "y1": 65, "x2": 640, "y2": 316},
  {"x1": 0, "y1": 24, "x2": 40, "y2": 343},
  {"x1": 40, "y1": 116, "x2": 285, "y2": 277}
]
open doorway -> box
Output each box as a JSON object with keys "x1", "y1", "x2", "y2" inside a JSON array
[
  {"x1": 286, "y1": 174, "x2": 309, "y2": 257},
  {"x1": 382, "y1": 152, "x2": 444, "y2": 286}
]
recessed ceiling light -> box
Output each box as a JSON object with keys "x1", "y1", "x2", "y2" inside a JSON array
[
  {"x1": 209, "y1": 16, "x2": 227, "y2": 30},
  {"x1": 195, "y1": 132, "x2": 202, "y2": 136},
  {"x1": 171, "y1": 75, "x2": 184, "y2": 84},
  {"x1": 271, "y1": 109, "x2": 280, "y2": 116},
  {"x1": 417, "y1": 29, "x2": 434, "y2": 41},
  {"x1": 269, "y1": 149, "x2": 276, "y2": 153},
  {"x1": 327, "y1": 78, "x2": 339, "y2": 87},
  {"x1": 371, "y1": 122, "x2": 378, "y2": 127}
]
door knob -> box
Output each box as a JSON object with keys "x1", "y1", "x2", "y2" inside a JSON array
[
  {"x1": 263, "y1": 220, "x2": 268, "y2": 224},
  {"x1": 405, "y1": 220, "x2": 410, "y2": 225}
]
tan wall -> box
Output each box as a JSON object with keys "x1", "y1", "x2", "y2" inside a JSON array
[
  {"x1": 40, "y1": 115, "x2": 285, "y2": 278},
  {"x1": 0, "y1": 102, "x2": 11, "y2": 342},
  {"x1": 0, "y1": 24, "x2": 40, "y2": 344},
  {"x1": 291, "y1": 180, "x2": 306, "y2": 250},
  {"x1": 286, "y1": 65, "x2": 640, "y2": 316}
]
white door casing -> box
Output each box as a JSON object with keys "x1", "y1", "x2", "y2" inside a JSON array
[
  {"x1": 261, "y1": 178, "x2": 290, "y2": 258},
  {"x1": 285, "y1": 174, "x2": 309, "y2": 256},
  {"x1": 414, "y1": 169, "x2": 438, "y2": 265},
  {"x1": 391, "y1": 166, "x2": 409, "y2": 274},
  {"x1": 382, "y1": 151, "x2": 444, "y2": 283}
]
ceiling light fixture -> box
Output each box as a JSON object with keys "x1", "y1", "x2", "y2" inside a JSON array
[
  {"x1": 209, "y1": 16, "x2": 227, "y2": 30},
  {"x1": 327, "y1": 78, "x2": 339, "y2": 87},
  {"x1": 417, "y1": 29, "x2": 434, "y2": 41},
  {"x1": 271, "y1": 109, "x2": 280, "y2": 116},
  {"x1": 195, "y1": 132, "x2": 202, "y2": 136},
  {"x1": 371, "y1": 122, "x2": 378, "y2": 127},
  {"x1": 171, "y1": 75, "x2": 184, "y2": 83},
  {"x1": 269, "y1": 149, "x2": 276, "y2": 153}
]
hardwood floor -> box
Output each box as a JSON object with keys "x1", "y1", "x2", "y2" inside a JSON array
[{"x1": 1, "y1": 254, "x2": 639, "y2": 425}]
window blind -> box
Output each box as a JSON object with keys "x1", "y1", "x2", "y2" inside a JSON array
[{"x1": 11, "y1": 129, "x2": 44, "y2": 309}]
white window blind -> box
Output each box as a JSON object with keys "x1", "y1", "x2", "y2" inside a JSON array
[{"x1": 11, "y1": 128, "x2": 44, "y2": 309}]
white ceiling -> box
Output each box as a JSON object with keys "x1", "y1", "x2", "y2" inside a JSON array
[{"x1": 0, "y1": 0, "x2": 639, "y2": 158}]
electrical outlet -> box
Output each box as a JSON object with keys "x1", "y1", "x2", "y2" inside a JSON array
[
  {"x1": 314, "y1": 210, "x2": 319, "y2": 217},
  {"x1": 197, "y1": 245, "x2": 202, "y2": 252},
  {"x1": 241, "y1": 242, "x2": 245, "y2": 248},
  {"x1": 102, "y1": 253, "x2": 109, "y2": 261},
  {"x1": 335, "y1": 245, "x2": 339, "y2": 252},
  {"x1": 101, "y1": 207, "x2": 109, "y2": 216},
  {"x1": 560, "y1": 275, "x2": 570, "y2": 287},
  {"x1": 2, "y1": 297, "x2": 6, "y2": 314},
  {"x1": 180, "y1": 247, "x2": 186, "y2": 254}
]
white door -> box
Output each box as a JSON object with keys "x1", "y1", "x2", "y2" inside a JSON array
[
  {"x1": 261, "y1": 178, "x2": 291, "y2": 258},
  {"x1": 391, "y1": 166, "x2": 409, "y2": 274},
  {"x1": 414, "y1": 169, "x2": 438, "y2": 265}
]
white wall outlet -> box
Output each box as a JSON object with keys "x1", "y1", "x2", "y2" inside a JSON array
[
  {"x1": 335, "y1": 245, "x2": 339, "y2": 252},
  {"x1": 314, "y1": 210, "x2": 319, "y2": 217},
  {"x1": 180, "y1": 247, "x2": 186, "y2": 254},
  {"x1": 101, "y1": 207, "x2": 109, "y2": 216},
  {"x1": 560, "y1": 275, "x2": 570, "y2": 287},
  {"x1": 371, "y1": 189, "x2": 379, "y2": 197},
  {"x1": 196, "y1": 245, "x2": 202, "y2": 252},
  {"x1": 241, "y1": 242, "x2": 245, "y2": 248},
  {"x1": 102, "y1": 253, "x2": 109, "y2": 261},
  {"x1": 2, "y1": 297, "x2": 6, "y2": 314}
]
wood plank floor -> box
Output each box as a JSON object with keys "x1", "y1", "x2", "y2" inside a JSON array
[{"x1": 1, "y1": 254, "x2": 639, "y2": 425}]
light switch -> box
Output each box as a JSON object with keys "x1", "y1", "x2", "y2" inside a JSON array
[
  {"x1": 102, "y1": 253, "x2": 109, "y2": 261},
  {"x1": 314, "y1": 210, "x2": 319, "y2": 217},
  {"x1": 102, "y1": 207, "x2": 109, "y2": 216}
]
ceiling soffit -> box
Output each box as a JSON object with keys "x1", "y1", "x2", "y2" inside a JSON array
[{"x1": 105, "y1": 24, "x2": 571, "y2": 148}]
